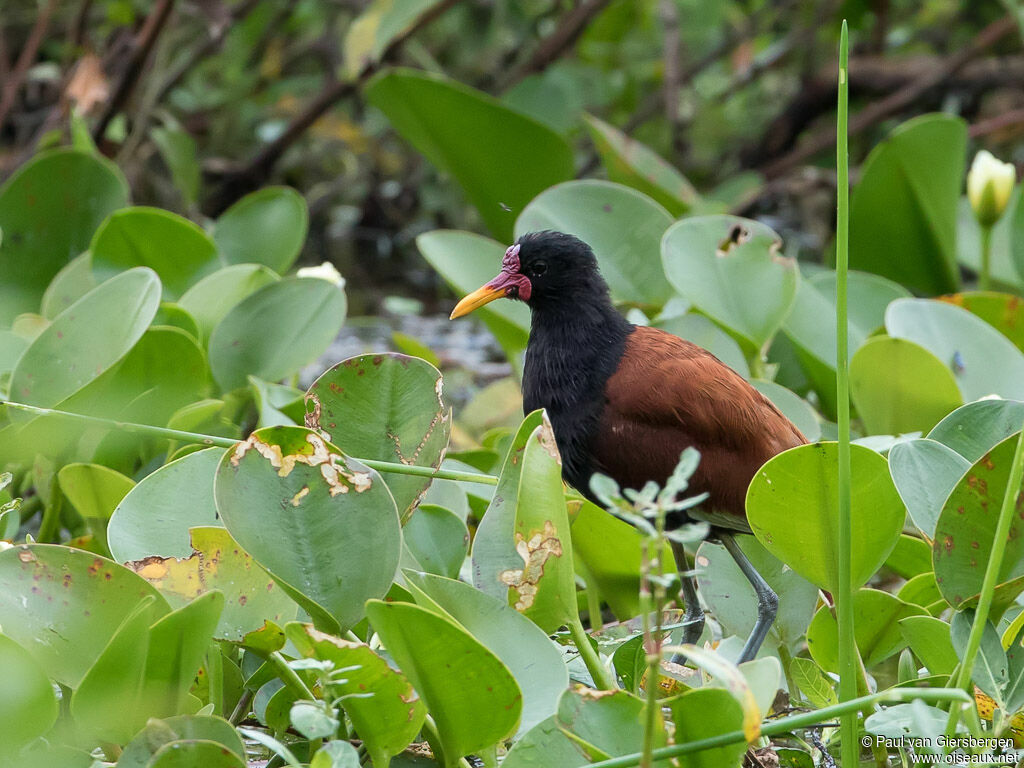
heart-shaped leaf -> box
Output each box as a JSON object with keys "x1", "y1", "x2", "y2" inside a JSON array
[
  {"x1": 889, "y1": 438, "x2": 970, "y2": 538},
  {"x1": 178, "y1": 264, "x2": 279, "y2": 346},
  {"x1": 213, "y1": 187, "x2": 307, "y2": 273},
  {"x1": 927, "y1": 399, "x2": 1024, "y2": 463}
]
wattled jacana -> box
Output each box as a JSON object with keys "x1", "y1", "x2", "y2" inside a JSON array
[{"x1": 449, "y1": 230, "x2": 807, "y2": 663}]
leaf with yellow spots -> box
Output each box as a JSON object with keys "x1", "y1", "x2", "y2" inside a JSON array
[{"x1": 127, "y1": 527, "x2": 297, "y2": 642}]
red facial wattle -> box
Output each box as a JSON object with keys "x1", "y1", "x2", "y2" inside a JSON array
[{"x1": 484, "y1": 244, "x2": 532, "y2": 301}]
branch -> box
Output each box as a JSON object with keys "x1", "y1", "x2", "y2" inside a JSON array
[
  {"x1": 203, "y1": 0, "x2": 461, "y2": 216},
  {"x1": 497, "y1": 0, "x2": 612, "y2": 91},
  {"x1": 970, "y1": 107, "x2": 1024, "y2": 139},
  {"x1": 0, "y1": 0, "x2": 59, "y2": 133},
  {"x1": 757, "y1": 14, "x2": 1017, "y2": 180},
  {"x1": 91, "y1": 0, "x2": 177, "y2": 142}
]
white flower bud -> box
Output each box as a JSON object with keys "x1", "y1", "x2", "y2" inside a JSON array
[
  {"x1": 967, "y1": 150, "x2": 1016, "y2": 228},
  {"x1": 297, "y1": 261, "x2": 345, "y2": 288}
]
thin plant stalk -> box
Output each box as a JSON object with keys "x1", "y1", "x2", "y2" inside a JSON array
[
  {"x1": 945, "y1": 420, "x2": 1024, "y2": 738},
  {"x1": 568, "y1": 616, "x2": 617, "y2": 690},
  {"x1": 639, "y1": 508, "x2": 668, "y2": 768},
  {"x1": 583, "y1": 687, "x2": 972, "y2": 768},
  {"x1": 834, "y1": 20, "x2": 859, "y2": 768},
  {"x1": 0, "y1": 400, "x2": 498, "y2": 486},
  {"x1": 979, "y1": 224, "x2": 993, "y2": 291}
]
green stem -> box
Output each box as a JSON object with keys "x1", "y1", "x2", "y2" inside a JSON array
[
  {"x1": 639, "y1": 539, "x2": 656, "y2": 768},
  {"x1": 1, "y1": 400, "x2": 498, "y2": 486},
  {"x1": 568, "y1": 616, "x2": 616, "y2": 690},
  {"x1": 945, "y1": 420, "x2": 1024, "y2": 739},
  {"x1": 228, "y1": 688, "x2": 254, "y2": 725},
  {"x1": 576, "y1": 558, "x2": 604, "y2": 631},
  {"x1": 979, "y1": 224, "x2": 993, "y2": 291},
  {"x1": 583, "y1": 687, "x2": 971, "y2": 768},
  {"x1": 268, "y1": 651, "x2": 317, "y2": 702},
  {"x1": 834, "y1": 21, "x2": 859, "y2": 768},
  {"x1": 207, "y1": 643, "x2": 224, "y2": 716}
]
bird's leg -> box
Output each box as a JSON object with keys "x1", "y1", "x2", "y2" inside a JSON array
[
  {"x1": 669, "y1": 540, "x2": 704, "y2": 664},
  {"x1": 720, "y1": 532, "x2": 778, "y2": 664}
]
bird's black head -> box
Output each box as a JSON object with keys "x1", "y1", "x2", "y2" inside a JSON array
[{"x1": 449, "y1": 230, "x2": 611, "y2": 319}]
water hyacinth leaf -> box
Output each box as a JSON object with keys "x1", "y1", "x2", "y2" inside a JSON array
[
  {"x1": 656, "y1": 313, "x2": 750, "y2": 378},
  {"x1": 897, "y1": 571, "x2": 943, "y2": 612},
  {"x1": 213, "y1": 187, "x2": 307, "y2": 273},
  {"x1": 305, "y1": 353, "x2": 451, "y2": 523},
  {"x1": 515, "y1": 180, "x2": 674, "y2": 307},
  {"x1": 849, "y1": 114, "x2": 965, "y2": 295},
  {"x1": 146, "y1": 740, "x2": 247, "y2": 768},
  {"x1": 9, "y1": 267, "x2": 160, "y2": 407},
  {"x1": 127, "y1": 527, "x2": 297, "y2": 642},
  {"x1": 864, "y1": 701, "x2": 951, "y2": 745},
  {"x1": 850, "y1": 336, "x2": 962, "y2": 436},
  {"x1": 584, "y1": 113, "x2": 698, "y2": 216},
  {"x1": 151, "y1": 124, "x2": 200, "y2": 206},
  {"x1": 885, "y1": 298, "x2": 1024, "y2": 402},
  {"x1": 899, "y1": 615, "x2": 959, "y2": 676},
  {"x1": 938, "y1": 292, "x2": 1024, "y2": 352},
  {"x1": 747, "y1": 442, "x2": 904, "y2": 592},
  {"x1": 178, "y1": 264, "x2": 279, "y2": 346},
  {"x1": 403, "y1": 505, "x2": 468, "y2": 577},
  {"x1": 889, "y1": 438, "x2": 970, "y2": 538},
  {"x1": 209, "y1": 277, "x2": 346, "y2": 391},
  {"x1": 109, "y1": 447, "x2": 222, "y2": 562},
  {"x1": 416, "y1": 230, "x2": 530, "y2": 363},
  {"x1": 70, "y1": 597, "x2": 154, "y2": 743},
  {"x1": 404, "y1": 571, "x2": 568, "y2": 734},
  {"x1": 789, "y1": 656, "x2": 837, "y2": 708},
  {"x1": 251, "y1": 377, "x2": 303, "y2": 428},
  {"x1": 117, "y1": 715, "x2": 247, "y2": 768},
  {"x1": 0, "y1": 148, "x2": 128, "y2": 324},
  {"x1": 90, "y1": 207, "x2": 219, "y2": 299},
  {"x1": 885, "y1": 534, "x2": 933, "y2": 580},
  {"x1": 662, "y1": 215, "x2": 797, "y2": 353},
  {"x1": 951, "y1": 610, "x2": 1008, "y2": 700},
  {"x1": 367, "y1": 69, "x2": 573, "y2": 241},
  {"x1": 41, "y1": 251, "x2": 94, "y2": 319},
  {"x1": 58, "y1": 463, "x2": 134, "y2": 524},
  {"x1": 310, "y1": 741, "x2": 360, "y2": 768},
  {"x1": 155, "y1": 303, "x2": 200, "y2": 339},
  {"x1": 286, "y1": 623, "x2": 426, "y2": 765},
  {"x1": 471, "y1": 412, "x2": 576, "y2": 632},
  {"x1": 933, "y1": 432, "x2": 1024, "y2": 614},
  {"x1": 0, "y1": 634, "x2": 58, "y2": 755},
  {"x1": 344, "y1": 0, "x2": 449, "y2": 78},
  {"x1": 0, "y1": 544, "x2": 169, "y2": 687},
  {"x1": 927, "y1": 399, "x2": 1024, "y2": 463},
  {"x1": 215, "y1": 426, "x2": 401, "y2": 633},
  {"x1": 365, "y1": 600, "x2": 521, "y2": 765},
  {"x1": 570, "y1": 499, "x2": 650, "y2": 619},
  {"x1": 668, "y1": 687, "x2": 747, "y2": 768},
  {"x1": 806, "y1": 589, "x2": 925, "y2": 672},
  {"x1": 696, "y1": 536, "x2": 817, "y2": 650}
]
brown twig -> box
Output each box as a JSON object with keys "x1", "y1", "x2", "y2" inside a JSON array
[
  {"x1": 92, "y1": 0, "x2": 177, "y2": 142},
  {"x1": 203, "y1": 0, "x2": 461, "y2": 216},
  {"x1": 659, "y1": 0, "x2": 683, "y2": 153},
  {"x1": 757, "y1": 14, "x2": 1018, "y2": 180},
  {"x1": 497, "y1": 0, "x2": 612, "y2": 92},
  {"x1": 0, "y1": 0, "x2": 59, "y2": 133},
  {"x1": 71, "y1": 0, "x2": 95, "y2": 49},
  {"x1": 969, "y1": 107, "x2": 1024, "y2": 139}
]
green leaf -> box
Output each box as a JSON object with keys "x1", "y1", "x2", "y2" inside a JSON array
[
  {"x1": 662, "y1": 215, "x2": 796, "y2": 353},
  {"x1": 215, "y1": 426, "x2": 401, "y2": 633},
  {"x1": 415, "y1": 230, "x2": 530, "y2": 365},
  {"x1": 403, "y1": 571, "x2": 568, "y2": 734},
  {"x1": 885, "y1": 298, "x2": 1024, "y2": 402},
  {"x1": 951, "y1": 610, "x2": 1008, "y2": 700},
  {"x1": 151, "y1": 124, "x2": 200, "y2": 206},
  {"x1": 471, "y1": 412, "x2": 577, "y2": 632},
  {"x1": 933, "y1": 431, "x2": 1024, "y2": 614},
  {"x1": 806, "y1": 588, "x2": 925, "y2": 672},
  {"x1": 287, "y1": 623, "x2": 426, "y2": 766},
  {"x1": 305, "y1": 353, "x2": 451, "y2": 523},
  {"x1": 290, "y1": 701, "x2": 339, "y2": 740},
  {"x1": 118, "y1": 715, "x2": 246, "y2": 768},
  {"x1": 310, "y1": 740, "x2": 360, "y2": 768},
  {"x1": 584, "y1": 114, "x2": 698, "y2": 216},
  {"x1": 668, "y1": 687, "x2": 747, "y2": 768},
  {"x1": 515, "y1": 180, "x2": 674, "y2": 307},
  {"x1": 109, "y1": 447, "x2": 222, "y2": 562},
  {"x1": 10, "y1": 267, "x2": 160, "y2": 407},
  {"x1": 850, "y1": 336, "x2": 962, "y2": 435},
  {"x1": 208, "y1": 277, "x2": 346, "y2": 391},
  {"x1": 849, "y1": 113, "x2": 966, "y2": 294},
  {"x1": 884, "y1": 534, "x2": 933, "y2": 580},
  {"x1": 403, "y1": 505, "x2": 468, "y2": 577},
  {"x1": 365, "y1": 599, "x2": 521, "y2": 766},
  {"x1": 178, "y1": 264, "x2": 279, "y2": 346},
  {"x1": 58, "y1": 463, "x2": 134, "y2": 555},
  {"x1": 343, "y1": 0, "x2": 449, "y2": 78},
  {"x1": 213, "y1": 187, "x2": 307, "y2": 273},
  {"x1": 747, "y1": 442, "x2": 904, "y2": 592},
  {"x1": 146, "y1": 740, "x2": 247, "y2": 768},
  {"x1": 41, "y1": 251, "x2": 95, "y2": 319},
  {"x1": 0, "y1": 544, "x2": 169, "y2": 687},
  {"x1": 939, "y1": 292, "x2": 1024, "y2": 353},
  {"x1": 889, "y1": 438, "x2": 970, "y2": 538},
  {"x1": 127, "y1": 527, "x2": 297, "y2": 642},
  {"x1": 899, "y1": 615, "x2": 959, "y2": 676},
  {"x1": 789, "y1": 656, "x2": 837, "y2": 709},
  {"x1": 90, "y1": 207, "x2": 220, "y2": 299},
  {"x1": 366, "y1": 68, "x2": 574, "y2": 241},
  {"x1": 0, "y1": 634, "x2": 58, "y2": 756},
  {"x1": 696, "y1": 535, "x2": 817, "y2": 650},
  {"x1": 927, "y1": 399, "x2": 1024, "y2": 463},
  {"x1": 0, "y1": 149, "x2": 128, "y2": 324}
]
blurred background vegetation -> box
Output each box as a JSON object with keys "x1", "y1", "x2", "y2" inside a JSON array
[{"x1": 0, "y1": 0, "x2": 1021, "y2": 355}]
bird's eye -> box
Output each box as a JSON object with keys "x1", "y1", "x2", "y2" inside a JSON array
[{"x1": 530, "y1": 261, "x2": 547, "y2": 277}]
